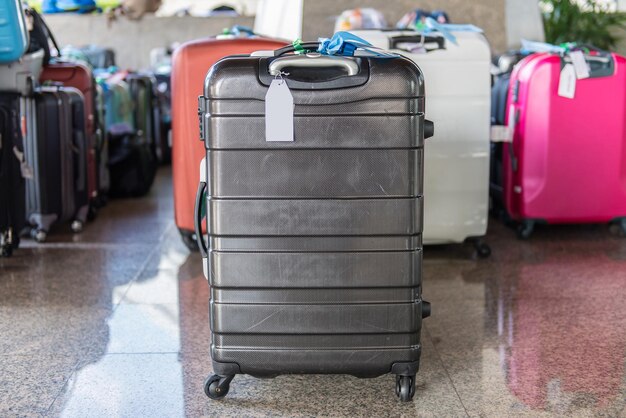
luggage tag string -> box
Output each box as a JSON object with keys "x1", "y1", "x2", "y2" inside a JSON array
[
  {"x1": 317, "y1": 31, "x2": 398, "y2": 58},
  {"x1": 292, "y1": 39, "x2": 306, "y2": 54},
  {"x1": 274, "y1": 70, "x2": 289, "y2": 85}
]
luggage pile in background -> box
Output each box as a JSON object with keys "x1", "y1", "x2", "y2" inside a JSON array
[
  {"x1": 0, "y1": 2, "x2": 166, "y2": 256},
  {"x1": 149, "y1": 44, "x2": 174, "y2": 163}
]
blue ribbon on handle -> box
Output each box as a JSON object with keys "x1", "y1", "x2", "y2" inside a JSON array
[
  {"x1": 422, "y1": 17, "x2": 483, "y2": 46},
  {"x1": 229, "y1": 25, "x2": 255, "y2": 37},
  {"x1": 318, "y1": 31, "x2": 398, "y2": 58},
  {"x1": 520, "y1": 39, "x2": 577, "y2": 54}
]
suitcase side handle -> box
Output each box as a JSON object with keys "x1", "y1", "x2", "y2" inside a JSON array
[
  {"x1": 389, "y1": 35, "x2": 446, "y2": 52},
  {"x1": 194, "y1": 180, "x2": 208, "y2": 258},
  {"x1": 195, "y1": 158, "x2": 209, "y2": 258},
  {"x1": 269, "y1": 55, "x2": 360, "y2": 76},
  {"x1": 424, "y1": 120, "x2": 434, "y2": 139}
]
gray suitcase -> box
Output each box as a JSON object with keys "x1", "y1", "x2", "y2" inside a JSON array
[
  {"x1": 23, "y1": 86, "x2": 89, "y2": 242},
  {"x1": 195, "y1": 43, "x2": 433, "y2": 402}
]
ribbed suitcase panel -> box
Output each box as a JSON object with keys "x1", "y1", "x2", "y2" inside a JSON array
[
  {"x1": 210, "y1": 236, "x2": 422, "y2": 252},
  {"x1": 209, "y1": 149, "x2": 422, "y2": 198},
  {"x1": 210, "y1": 198, "x2": 422, "y2": 236},
  {"x1": 209, "y1": 250, "x2": 422, "y2": 288},
  {"x1": 211, "y1": 301, "x2": 423, "y2": 334},
  {"x1": 212, "y1": 347, "x2": 421, "y2": 377},
  {"x1": 207, "y1": 114, "x2": 423, "y2": 149}
]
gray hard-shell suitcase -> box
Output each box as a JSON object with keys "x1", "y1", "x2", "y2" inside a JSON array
[
  {"x1": 23, "y1": 87, "x2": 89, "y2": 242},
  {"x1": 195, "y1": 43, "x2": 433, "y2": 402}
]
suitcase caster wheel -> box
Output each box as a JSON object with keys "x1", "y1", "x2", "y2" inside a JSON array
[
  {"x1": 610, "y1": 219, "x2": 626, "y2": 237},
  {"x1": 395, "y1": 375, "x2": 415, "y2": 402},
  {"x1": 32, "y1": 229, "x2": 47, "y2": 243},
  {"x1": 87, "y1": 206, "x2": 98, "y2": 222},
  {"x1": 180, "y1": 230, "x2": 199, "y2": 252},
  {"x1": 71, "y1": 221, "x2": 84, "y2": 233},
  {"x1": 0, "y1": 245, "x2": 12, "y2": 258},
  {"x1": 474, "y1": 242, "x2": 492, "y2": 259},
  {"x1": 204, "y1": 374, "x2": 233, "y2": 400},
  {"x1": 516, "y1": 221, "x2": 534, "y2": 240}
]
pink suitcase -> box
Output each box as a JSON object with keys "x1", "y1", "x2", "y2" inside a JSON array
[{"x1": 503, "y1": 50, "x2": 626, "y2": 239}]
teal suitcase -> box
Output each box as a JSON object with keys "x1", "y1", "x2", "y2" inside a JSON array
[{"x1": 0, "y1": 0, "x2": 28, "y2": 63}]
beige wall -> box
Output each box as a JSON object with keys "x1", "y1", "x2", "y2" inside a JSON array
[
  {"x1": 302, "y1": 0, "x2": 506, "y2": 52},
  {"x1": 44, "y1": 0, "x2": 509, "y2": 69},
  {"x1": 45, "y1": 14, "x2": 255, "y2": 69}
]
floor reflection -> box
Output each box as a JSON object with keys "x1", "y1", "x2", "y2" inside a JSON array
[
  {"x1": 2, "y1": 169, "x2": 626, "y2": 417},
  {"x1": 487, "y1": 252, "x2": 626, "y2": 415}
]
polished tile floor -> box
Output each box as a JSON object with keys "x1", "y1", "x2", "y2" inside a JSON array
[{"x1": 1, "y1": 168, "x2": 625, "y2": 417}]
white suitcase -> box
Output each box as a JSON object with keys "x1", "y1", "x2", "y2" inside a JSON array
[{"x1": 350, "y1": 30, "x2": 492, "y2": 256}]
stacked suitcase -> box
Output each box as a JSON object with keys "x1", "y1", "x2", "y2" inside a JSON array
[
  {"x1": 0, "y1": 4, "x2": 162, "y2": 254},
  {"x1": 24, "y1": 86, "x2": 91, "y2": 241},
  {"x1": 195, "y1": 43, "x2": 432, "y2": 402},
  {"x1": 0, "y1": 0, "x2": 33, "y2": 254},
  {"x1": 41, "y1": 61, "x2": 101, "y2": 215},
  {"x1": 0, "y1": 93, "x2": 26, "y2": 256}
]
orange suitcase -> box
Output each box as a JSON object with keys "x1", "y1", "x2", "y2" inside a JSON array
[{"x1": 172, "y1": 37, "x2": 287, "y2": 250}]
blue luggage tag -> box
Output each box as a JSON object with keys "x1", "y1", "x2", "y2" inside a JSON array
[{"x1": 421, "y1": 18, "x2": 483, "y2": 46}]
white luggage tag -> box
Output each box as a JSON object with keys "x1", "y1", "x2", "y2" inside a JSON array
[
  {"x1": 13, "y1": 146, "x2": 33, "y2": 179},
  {"x1": 558, "y1": 64, "x2": 577, "y2": 99},
  {"x1": 490, "y1": 126, "x2": 511, "y2": 143},
  {"x1": 265, "y1": 72, "x2": 294, "y2": 142},
  {"x1": 569, "y1": 50, "x2": 590, "y2": 79},
  {"x1": 491, "y1": 105, "x2": 516, "y2": 143}
]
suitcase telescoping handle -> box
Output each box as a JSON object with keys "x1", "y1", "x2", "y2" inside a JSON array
[
  {"x1": 273, "y1": 42, "x2": 321, "y2": 56},
  {"x1": 194, "y1": 159, "x2": 209, "y2": 259},
  {"x1": 389, "y1": 35, "x2": 446, "y2": 52}
]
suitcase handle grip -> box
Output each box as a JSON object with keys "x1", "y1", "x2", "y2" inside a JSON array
[
  {"x1": 194, "y1": 180, "x2": 209, "y2": 258},
  {"x1": 565, "y1": 44, "x2": 615, "y2": 78},
  {"x1": 389, "y1": 35, "x2": 445, "y2": 52},
  {"x1": 269, "y1": 55, "x2": 359, "y2": 76}
]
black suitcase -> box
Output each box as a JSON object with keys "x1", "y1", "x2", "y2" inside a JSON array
[
  {"x1": 153, "y1": 72, "x2": 171, "y2": 164},
  {"x1": 126, "y1": 73, "x2": 158, "y2": 159},
  {"x1": 490, "y1": 72, "x2": 513, "y2": 215},
  {"x1": 24, "y1": 87, "x2": 89, "y2": 242},
  {"x1": 195, "y1": 44, "x2": 432, "y2": 402},
  {"x1": 107, "y1": 126, "x2": 157, "y2": 198},
  {"x1": 0, "y1": 93, "x2": 26, "y2": 256}
]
